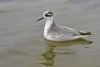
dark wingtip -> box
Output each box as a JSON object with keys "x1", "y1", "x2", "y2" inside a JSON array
[{"x1": 79, "y1": 32, "x2": 92, "y2": 35}]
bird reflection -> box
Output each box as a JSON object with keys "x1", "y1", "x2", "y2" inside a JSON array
[
  {"x1": 41, "y1": 45, "x2": 56, "y2": 66},
  {"x1": 41, "y1": 38, "x2": 93, "y2": 66}
]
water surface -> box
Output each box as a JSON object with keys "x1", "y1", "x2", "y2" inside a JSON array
[{"x1": 0, "y1": 0, "x2": 100, "y2": 67}]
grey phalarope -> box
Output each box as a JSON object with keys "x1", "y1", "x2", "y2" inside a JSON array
[{"x1": 36, "y1": 11, "x2": 91, "y2": 41}]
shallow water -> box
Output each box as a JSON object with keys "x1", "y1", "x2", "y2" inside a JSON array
[{"x1": 0, "y1": 0, "x2": 100, "y2": 67}]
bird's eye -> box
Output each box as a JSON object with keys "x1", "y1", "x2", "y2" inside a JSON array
[
  {"x1": 45, "y1": 14, "x2": 52, "y2": 17},
  {"x1": 45, "y1": 12, "x2": 53, "y2": 17}
]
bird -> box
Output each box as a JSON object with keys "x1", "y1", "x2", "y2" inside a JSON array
[{"x1": 36, "y1": 11, "x2": 91, "y2": 41}]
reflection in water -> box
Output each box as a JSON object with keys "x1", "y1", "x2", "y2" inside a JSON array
[
  {"x1": 41, "y1": 45, "x2": 56, "y2": 66},
  {"x1": 41, "y1": 38, "x2": 93, "y2": 66}
]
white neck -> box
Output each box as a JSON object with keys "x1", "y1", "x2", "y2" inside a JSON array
[{"x1": 44, "y1": 17, "x2": 55, "y2": 37}]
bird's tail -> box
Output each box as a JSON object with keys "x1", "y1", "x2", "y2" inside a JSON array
[{"x1": 79, "y1": 31, "x2": 92, "y2": 35}]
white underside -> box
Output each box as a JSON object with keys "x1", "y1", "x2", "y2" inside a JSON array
[
  {"x1": 44, "y1": 18, "x2": 90, "y2": 41},
  {"x1": 45, "y1": 35, "x2": 90, "y2": 41}
]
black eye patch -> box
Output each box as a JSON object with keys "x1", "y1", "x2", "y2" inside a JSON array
[
  {"x1": 45, "y1": 12, "x2": 53, "y2": 17},
  {"x1": 45, "y1": 14, "x2": 52, "y2": 17}
]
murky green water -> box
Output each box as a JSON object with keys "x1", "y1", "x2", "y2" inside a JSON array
[{"x1": 0, "y1": 0, "x2": 100, "y2": 67}]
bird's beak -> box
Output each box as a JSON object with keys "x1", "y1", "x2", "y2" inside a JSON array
[{"x1": 36, "y1": 17, "x2": 44, "y2": 21}]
